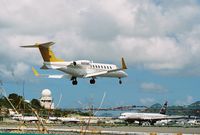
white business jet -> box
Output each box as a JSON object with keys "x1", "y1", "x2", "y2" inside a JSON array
[{"x1": 21, "y1": 42, "x2": 128, "y2": 85}]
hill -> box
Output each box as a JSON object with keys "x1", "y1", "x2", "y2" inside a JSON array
[{"x1": 145, "y1": 101, "x2": 200, "y2": 116}]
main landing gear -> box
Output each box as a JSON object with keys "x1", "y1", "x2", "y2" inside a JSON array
[
  {"x1": 119, "y1": 78, "x2": 122, "y2": 84},
  {"x1": 71, "y1": 77, "x2": 122, "y2": 85},
  {"x1": 71, "y1": 77, "x2": 78, "y2": 85},
  {"x1": 90, "y1": 78, "x2": 95, "y2": 84}
]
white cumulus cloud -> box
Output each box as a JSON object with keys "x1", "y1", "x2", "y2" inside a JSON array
[
  {"x1": 0, "y1": 0, "x2": 200, "y2": 80},
  {"x1": 140, "y1": 82, "x2": 167, "y2": 93},
  {"x1": 175, "y1": 95, "x2": 194, "y2": 106},
  {"x1": 140, "y1": 98, "x2": 155, "y2": 106}
]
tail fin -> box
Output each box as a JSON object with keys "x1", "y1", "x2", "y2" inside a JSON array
[
  {"x1": 159, "y1": 101, "x2": 168, "y2": 114},
  {"x1": 21, "y1": 42, "x2": 64, "y2": 62}
]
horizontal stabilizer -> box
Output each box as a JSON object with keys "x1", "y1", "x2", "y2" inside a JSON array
[
  {"x1": 21, "y1": 42, "x2": 55, "y2": 48},
  {"x1": 21, "y1": 42, "x2": 64, "y2": 62},
  {"x1": 32, "y1": 67, "x2": 39, "y2": 77},
  {"x1": 32, "y1": 67, "x2": 70, "y2": 79}
]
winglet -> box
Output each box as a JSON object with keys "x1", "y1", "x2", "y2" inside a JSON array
[
  {"x1": 32, "y1": 67, "x2": 39, "y2": 77},
  {"x1": 121, "y1": 57, "x2": 127, "y2": 70}
]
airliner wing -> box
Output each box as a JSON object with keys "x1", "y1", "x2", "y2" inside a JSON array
[
  {"x1": 165, "y1": 115, "x2": 186, "y2": 119},
  {"x1": 32, "y1": 67, "x2": 71, "y2": 79}
]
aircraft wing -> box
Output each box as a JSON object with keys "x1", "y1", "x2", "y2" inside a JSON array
[
  {"x1": 84, "y1": 71, "x2": 108, "y2": 78},
  {"x1": 84, "y1": 68, "x2": 125, "y2": 78},
  {"x1": 164, "y1": 115, "x2": 187, "y2": 119},
  {"x1": 32, "y1": 67, "x2": 71, "y2": 79}
]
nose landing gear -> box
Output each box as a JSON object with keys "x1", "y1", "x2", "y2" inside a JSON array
[
  {"x1": 72, "y1": 80, "x2": 78, "y2": 85},
  {"x1": 71, "y1": 77, "x2": 78, "y2": 85},
  {"x1": 90, "y1": 78, "x2": 95, "y2": 84},
  {"x1": 119, "y1": 78, "x2": 122, "y2": 84}
]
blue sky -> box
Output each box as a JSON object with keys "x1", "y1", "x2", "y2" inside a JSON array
[{"x1": 0, "y1": 0, "x2": 200, "y2": 108}]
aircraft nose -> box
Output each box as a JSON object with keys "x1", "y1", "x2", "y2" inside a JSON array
[
  {"x1": 124, "y1": 72, "x2": 128, "y2": 77},
  {"x1": 122, "y1": 71, "x2": 128, "y2": 77}
]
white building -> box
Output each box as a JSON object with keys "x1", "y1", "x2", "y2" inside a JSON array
[{"x1": 40, "y1": 89, "x2": 54, "y2": 109}]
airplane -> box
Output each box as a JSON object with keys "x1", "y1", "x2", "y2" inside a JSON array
[
  {"x1": 118, "y1": 101, "x2": 184, "y2": 125},
  {"x1": 21, "y1": 42, "x2": 128, "y2": 85},
  {"x1": 49, "y1": 116, "x2": 80, "y2": 124},
  {"x1": 12, "y1": 115, "x2": 39, "y2": 122},
  {"x1": 8, "y1": 109, "x2": 39, "y2": 122}
]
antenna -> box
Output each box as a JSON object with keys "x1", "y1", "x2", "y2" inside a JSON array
[
  {"x1": 55, "y1": 92, "x2": 62, "y2": 108},
  {"x1": 94, "y1": 92, "x2": 106, "y2": 115},
  {"x1": 82, "y1": 92, "x2": 107, "y2": 135}
]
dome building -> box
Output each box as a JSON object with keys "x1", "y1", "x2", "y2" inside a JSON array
[{"x1": 40, "y1": 89, "x2": 54, "y2": 109}]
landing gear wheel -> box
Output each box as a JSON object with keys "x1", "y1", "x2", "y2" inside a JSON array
[
  {"x1": 142, "y1": 121, "x2": 150, "y2": 126},
  {"x1": 119, "y1": 80, "x2": 122, "y2": 84},
  {"x1": 90, "y1": 79, "x2": 95, "y2": 84},
  {"x1": 72, "y1": 80, "x2": 78, "y2": 85}
]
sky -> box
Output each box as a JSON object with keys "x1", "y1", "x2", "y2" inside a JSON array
[{"x1": 0, "y1": 0, "x2": 200, "y2": 109}]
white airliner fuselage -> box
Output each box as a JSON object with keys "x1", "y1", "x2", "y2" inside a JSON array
[
  {"x1": 12, "y1": 115, "x2": 39, "y2": 122},
  {"x1": 119, "y1": 112, "x2": 167, "y2": 124}
]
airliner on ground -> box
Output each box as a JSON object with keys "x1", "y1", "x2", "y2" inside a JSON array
[
  {"x1": 21, "y1": 42, "x2": 128, "y2": 85},
  {"x1": 119, "y1": 101, "x2": 183, "y2": 125},
  {"x1": 49, "y1": 116, "x2": 80, "y2": 124},
  {"x1": 8, "y1": 109, "x2": 39, "y2": 122}
]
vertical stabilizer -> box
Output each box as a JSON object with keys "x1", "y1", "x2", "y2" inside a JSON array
[
  {"x1": 21, "y1": 42, "x2": 64, "y2": 62},
  {"x1": 159, "y1": 101, "x2": 168, "y2": 114}
]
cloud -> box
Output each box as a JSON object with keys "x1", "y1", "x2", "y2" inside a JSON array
[
  {"x1": 175, "y1": 96, "x2": 194, "y2": 106},
  {"x1": 0, "y1": 62, "x2": 29, "y2": 81},
  {"x1": 140, "y1": 82, "x2": 167, "y2": 93},
  {"x1": 0, "y1": 0, "x2": 200, "y2": 80},
  {"x1": 140, "y1": 98, "x2": 155, "y2": 106}
]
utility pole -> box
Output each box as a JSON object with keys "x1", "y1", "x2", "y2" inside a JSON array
[{"x1": 22, "y1": 80, "x2": 25, "y2": 113}]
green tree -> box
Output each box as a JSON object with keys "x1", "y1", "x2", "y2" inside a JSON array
[
  {"x1": 8, "y1": 93, "x2": 24, "y2": 110},
  {"x1": 30, "y1": 98, "x2": 42, "y2": 109}
]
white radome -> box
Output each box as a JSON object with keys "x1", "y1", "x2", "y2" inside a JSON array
[{"x1": 41, "y1": 89, "x2": 51, "y2": 97}]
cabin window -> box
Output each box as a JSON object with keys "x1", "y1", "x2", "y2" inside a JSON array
[
  {"x1": 98, "y1": 65, "x2": 100, "y2": 68},
  {"x1": 107, "y1": 66, "x2": 109, "y2": 69},
  {"x1": 101, "y1": 65, "x2": 103, "y2": 69},
  {"x1": 104, "y1": 66, "x2": 106, "y2": 69},
  {"x1": 95, "y1": 65, "x2": 97, "y2": 68},
  {"x1": 110, "y1": 66, "x2": 112, "y2": 69}
]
